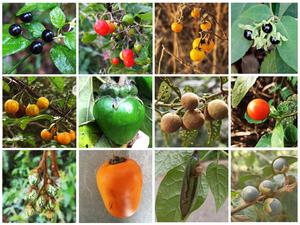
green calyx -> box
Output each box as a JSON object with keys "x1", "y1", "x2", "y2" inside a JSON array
[
  {"x1": 93, "y1": 92, "x2": 145, "y2": 145},
  {"x1": 99, "y1": 82, "x2": 138, "y2": 98}
]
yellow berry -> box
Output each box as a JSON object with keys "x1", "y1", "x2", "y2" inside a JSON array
[
  {"x1": 36, "y1": 97, "x2": 49, "y2": 109},
  {"x1": 4, "y1": 99, "x2": 19, "y2": 114},
  {"x1": 171, "y1": 22, "x2": 183, "y2": 33},
  {"x1": 190, "y1": 49, "x2": 206, "y2": 61}
]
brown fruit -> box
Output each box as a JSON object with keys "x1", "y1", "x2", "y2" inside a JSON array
[
  {"x1": 182, "y1": 109, "x2": 205, "y2": 130},
  {"x1": 181, "y1": 92, "x2": 199, "y2": 110},
  {"x1": 4, "y1": 99, "x2": 19, "y2": 114},
  {"x1": 160, "y1": 113, "x2": 182, "y2": 133},
  {"x1": 40, "y1": 129, "x2": 52, "y2": 141},
  {"x1": 207, "y1": 99, "x2": 228, "y2": 120},
  {"x1": 36, "y1": 97, "x2": 49, "y2": 109},
  {"x1": 25, "y1": 104, "x2": 40, "y2": 117},
  {"x1": 56, "y1": 132, "x2": 71, "y2": 145}
]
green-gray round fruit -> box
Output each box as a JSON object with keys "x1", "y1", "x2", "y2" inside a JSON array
[
  {"x1": 263, "y1": 198, "x2": 282, "y2": 216},
  {"x1": 241, "y1": 186, "x2": 259, "y2": 202},
  {"x1": 259, "y1": 180, "x2": 275, "y2": 195},
  {"x1": 273, "y1": 158, "x2": 289, "y2": 174}
]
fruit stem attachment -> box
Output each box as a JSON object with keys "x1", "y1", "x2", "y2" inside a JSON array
[{"x1": 109, "y1": 155, "x2": 126, "y2": 165}]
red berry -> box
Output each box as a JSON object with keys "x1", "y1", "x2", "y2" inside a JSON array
[
  {"x1": 124, "y1": 58, "x2": 135, "y2": 67},
  {"x1": 112, "y1": 57, "x2": 119, "y2": 65},
  {"x1": 122, "y1": 49, "x2": 134, "y2": 60},
  {"x1": 94, "y1": 20, "x2": 109, "y2": 36},
  {"x1": 247, "y1": 98, "x2": 270, "y2": 121}
]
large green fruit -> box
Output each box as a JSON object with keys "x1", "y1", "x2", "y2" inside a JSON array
[
  {"x1": 93, "y1": 95, "x2": 145, "y2": 145},
  {"x1": 135, "y1": 77, "x2": 152, "y2": 99}
]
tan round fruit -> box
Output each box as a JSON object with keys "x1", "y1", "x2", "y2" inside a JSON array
[
  {"x1": 181, "y1": 92, "x2": 199, "y2": 110},
  {"x1": 182, "y1": 109, "x2": 205, "y2": 130},
  {"x1": 160, "y1": 113, "x2": 182, "y2": 133},
  {"x1": 207, "y1": 99, "x2": 228, "y2": 120}
]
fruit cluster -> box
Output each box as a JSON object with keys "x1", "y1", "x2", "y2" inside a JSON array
[
  {"x1": 94, "y1": 13, "x2": 144, "y2": 68},
  {"x1": 40, "y1": 125, "x2": 76, "y2": 146},
  {"x1": 4, "y1": 96, "x2": 49, "y2": 117},
  {"x1": 239, "y1": 157, "x2": 296, "y2": 216},
  {"x1": 170, "y1": 7, "x2": 216, "y2": 62},
  {"x1": 25, "y1": 151, "x2": 60, "y2": 220},
  {"x1": 239, "y1": 17, "x2": 288, "y2": 51},
  {"x1": 8, "y1": 11, "x2": 55, "y2": 54},
  {"x1": 160, "y1": 92, "x2": 228, "y2": 133}
]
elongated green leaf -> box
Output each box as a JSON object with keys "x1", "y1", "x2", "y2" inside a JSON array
[
  {"x1": 50, "y1": 7, "x2": 66, "y2": 29},
  {"x1": 50, "y1": 45, "x2": 76, "y2": 74},
  {"x1": 277, "y1": 16, "x2": 297, "y2": 71},
  {"x1": 16, "y1": 3, "x2": 59, "y2": 15},
  {"x1": 271, "y1": 123, "x2": 284, "y2": 147},
  {"x1": 255, "y1": 133, "x2": 272, "y2": 147},
  {"x1": 49, "y1": 77, "x2": 64, "y2": 93},
  {"x1": 206, "y1": 163, "x2": 228, "y2": 210},
  {"x1": 2, "y1": 24, "x2": 31, "y2": 56},
  {"x1": 232, "y1": 76, "x2": 258, "y2": 108},
  {"x1": 81, "y1": 32, "x2": 97, "y2": 44},
  {"x1": 64, "y1": 31, "x2": 76, "y2": 50},
  {"x1": 278, "y1": 3, "x2": 292, "y2": 18},
  {"x1": 78, "y1": 76, "x2": 94, "y2": 125}
]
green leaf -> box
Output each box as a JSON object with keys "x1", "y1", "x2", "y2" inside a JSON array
[
  {"x1": 3, "y1": 114, "x2": 53, "y2": 130},
  {"x1": 23, "y1": 22, "x2": 45, "y2": 38},
  {"x1": 231, "y1": 3, "x2": 258, "y2": 23},
  {"x1": 49, "y1": 77, "x2": 64, "y2": 93},
  {"x1": 206, "y1": 120, "x2": 222, "y2": 145},
  {"x1": 277, "y1": 16, "x2": 298, "y2": 71},
  {"x1": 284, "y1": 124, "x2": 297, "y2": 145},
  {"x1": 206, "y1": 163, "x2": 228, "y2": 210},
  {"x1": 2, "y1": 24, "x2": 31, "y2": 56},
  {"x1": 271, "y1": 123, "x2": 284, "y2": 147},
  {"x1": 260, "y1": 49, "x2": 296, "y2": 73},
  {"x1": 64, "y1": 31, "x2": 76, "y2": 50},
  {"x1": 27, "y1": 77, "x2": 37, "y2": 84},
  {"x1": 278, "y1": 3, "x2": 292, "y2": 18},
  {"x1": 255, "y1": 133, "x2": 272, "y2": 147},
  {"x1": 3, "y1": 81, "x2": 10, "y2": 93},
  {"x1": 79, "y1": 122, "x2": 101, "y2": 148},
  {"x1": 232, "y1": 76, "x2": 258, "y2": 108},
  {"x1": 231, "y1": 4, "x2": 272, "y2": 63},
  {"x1": 156, "y1": 164, "x2": 208, "y2": 222},
  {"x1": 50, "y1": 7, "x2": 66, "y2": 29},
  {"x1": 16, "y1": 3, "x2": 59, "y2": 15},
  {"x1": 136, "y1": 12, "x2": 152, "y2": 21},
  {"x1": 50, "y1": 45, "x2": 76, "y2": 74},
  {"x1": 78, "y1": 77, "x2": 94, "y2": 125},
  {"x1": 157, "y1": 81, "x2": 172, "y2": 102},
  {"x1": 81, "y1": 32, "x2": 97, "y2": 44}
]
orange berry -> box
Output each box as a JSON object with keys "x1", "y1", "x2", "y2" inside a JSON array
[
  {"x1": 40, "y1": 129, "x2": 52, "y2": 141},
  {"x1": 107, "y1": 21, "x2": 116, "y2": 34},
  {"x1": 190, "y1": 49, "x2": 206, "y2": 61},
  {"x1": 56, "y1": 132, "x2": 72, "y2": 145},
  {"x1": 69, "y1": 130, "x2": 76, "y2": 141},
  {"x1": 192, "y1": 38, "x2": 215, "y2": 53},
  {"x1": 191, "y1": 8, "x2": 200, "y2": 18},
  {"x1": 4, "y1": 99, "x2": 19, "y2": 114},
  {"x1": 200, "y1": 21, "x2": 212, "y2": 31},
  {"x1": 25, "y1": 104, "x2": 40, "y2": 117},
  {"x1": 36, "y1": 97, "x2": 49, "y2": 109},
  {"x1": 171, "y1": 22, "x2": 183, "y2": 32}
]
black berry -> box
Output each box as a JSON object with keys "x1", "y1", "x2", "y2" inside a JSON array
[
  {"x1": 19, "y1": 12, "x2": 33, "y2": 23},
  {"x1": 243, "y1": 30, "x2": 253, "y2": 40},
  {"x1": 9, "y1": 24, "x2": 22, "y2": 36},
  {"x1": 30, "y1": 41, "x2": 43, "y2": 54},
  {"x1": 262, "y1": 23, "x2": 272, "y2": 33},
  {"x1": 42, "y1": 29, "x2": 54, "y2": 42},
  {"x1": 270, "y1": 36, "x2": 280, "y2": 45}
]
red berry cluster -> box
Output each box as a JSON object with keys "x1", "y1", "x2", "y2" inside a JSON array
[
  {"x1": 121, "y1": 49, "x2": 135, "y2": 67},
  {"x1": 94, "y1": 19, "x2": 116, "y2": 36}
]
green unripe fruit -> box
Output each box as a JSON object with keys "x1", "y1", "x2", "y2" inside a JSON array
[
  {"x1": 273, "y1": 157, "x2": 289, "y2": 174},
  {"x1": 160, "y1": 113, "x2": 182, "y2": 133},
  {"x1": 128, "y1": 28, "x2": 135, "y2": 36},
  {"x1": 134, "y1": 42, "x2": 143, "y2": 53},
  {"x1": 259, "y1": 180, "x2": 275, "y2": 195},
  {"x1": 122, "y1": 14, "x2": 134, "y2": 25},
  {"x1": 181, "y1": 92, "x2": 199, "y2": 110},
  {"x1": 263, "y1": 198, "x2": 282, "y2": 216},
  {"x1": 241, "y1": 186, "x2": 259, "y2": 202}
]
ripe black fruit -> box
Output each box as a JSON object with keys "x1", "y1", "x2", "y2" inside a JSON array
[
  {"x1": 9, "y1": 24, "x2": 22, "y2": 36},
  {"x1": 270, "y1": 36, "x2": 280, "y2": 45},
  {"x1": 19, "y1": 12, "x2": 33, "y2": 23},
  {"x1": 42, "y1": 29, "x2": 54, "y2": 42},
  {"x1": 262, "y1": 23, "x2": 272, "y2": 33},
  {"x1": 243, "y1": 30, "x2": 252, "y2": 40},
  {"x1": 30, "y1": 41, "x2": 43, "y2": 54}
]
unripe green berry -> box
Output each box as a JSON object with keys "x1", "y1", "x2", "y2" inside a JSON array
[
  {"x1": 241, "y1": 186, "x2": 259, "y2": 202},
  {"x1": 263, "y1": 198, "x2": 282, "y2": 216},
  {"x1": 259, "y1": 180, "x2": 275, "y2": 195},
  {"x1": 273, "y1": 157, "x2": 289, "y2": 174}
]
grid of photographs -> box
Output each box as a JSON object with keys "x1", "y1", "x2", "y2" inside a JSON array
[{"x1": 1, "y1": 1, "x2": 298, "y2": 224}]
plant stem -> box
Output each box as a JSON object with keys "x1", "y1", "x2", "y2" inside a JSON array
[{"x1": 7, "y1": 54, "x2": 31, "y2": 74}]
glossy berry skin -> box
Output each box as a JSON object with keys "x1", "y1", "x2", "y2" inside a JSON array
[
  {"x1": 112, "y1": 57, "x2": 119, "y2": 65},
  {"x1": 270, "y1": 36, "x2": 280, "y2": 45},
  {"x1": 9, "y1": 24, "x2": 22, "y2": 36},
  {"x1": 171, "y1": 22, "x2": 183, "y2": 33},
  {"x1": 94, "y1": 20, "x2": 109, "y2": 36},
  {"x1": 263, "y1": 198, "x2": 282, "y2": 216},
  {"x1": 241, "y1": 186, "x2": 259, "y2": 203},
  {"x1": 19, "y1": 12, "x2": 33, "y2": 23},
  {"x1": 262, "y1": 23, "x2": 272, "y2": 33},
  {"x1": 244, "y1": 30, "x2": 253, "y2": 40},
  {"x1": 122, "y1": 49, "x2": 134, "y2": 60},
  {"x1": 190, "y1": 48, "x2": 205, "y2": 61},
  {"x1": 30, "y1": 41, "x2": 43, "y2": 54},
  {"x1": 124, "y1": 58, "x2": 135, "y2": 68},
  {"x1": 273, "y1": 158, "x2": 289, "y2": 174},
  {"x1": 42, "y1": 29, "x2": 54, "y2": 42},
  {"x1": 247, "y1": 98, "x2": 270, "y2": 121},
  {"x1": 259, "y1": 180, "x2": 275, "y2": 195}
]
